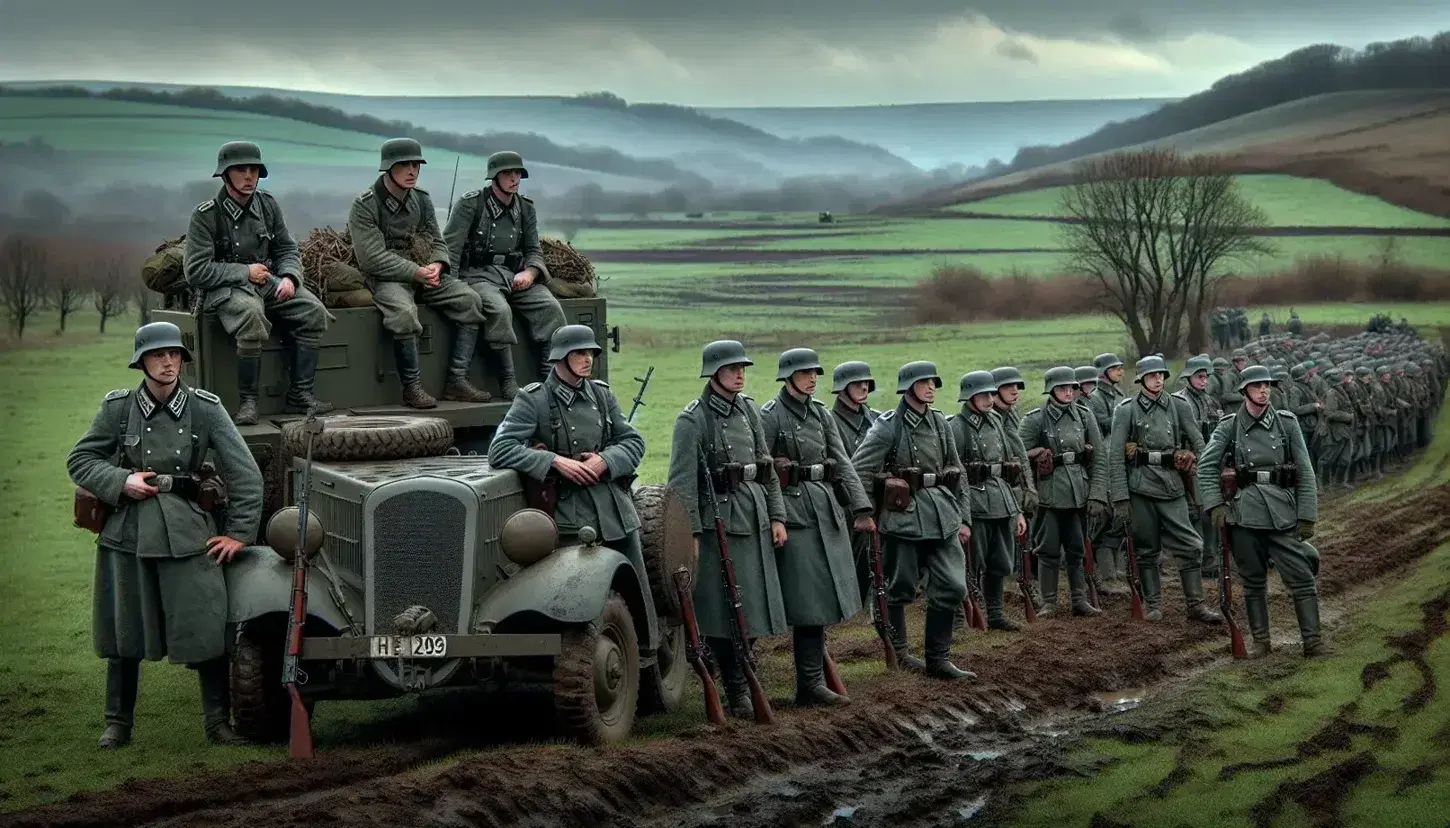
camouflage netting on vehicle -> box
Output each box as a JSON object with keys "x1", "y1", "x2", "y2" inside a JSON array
[
  {"x1": 541, "y1": 236, "x2": 597, "y2": 298},
  {"x1": 299, "y1": 227, "x2": 360, "y2": 303}
]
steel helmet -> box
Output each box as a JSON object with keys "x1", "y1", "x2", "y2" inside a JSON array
[
  {"x1": 832, "y1": 361, "x2": 875, "y2": 394},
  {"x1": 776, "y1": 348, "x2": 824, "y2": 381},
  {"x1": 129, "y1": 321, "x2": 193, "y2": 369},
  {"x1": 897, "y1": 361, "x2": 942, "y2": 394},
  {"x1": 213, "y1": 141, "x2": 267, "y2": 178},
  {"x1": 700, "y1": 340, "x2": 753, "y2": 378},
  {"x1": 547, "y1": 324, "x2": 603, "y2": 361},
  {"x1": 379, "y1": 138, "x2": 427, "y2": 172}
]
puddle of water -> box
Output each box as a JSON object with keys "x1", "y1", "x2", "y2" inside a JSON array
[
  {"x1": 968, "y1": 751, "x2": 1002, "y2": 761},
  {"x1": 944, "y1": 705, "x2": 980, "y2": 727},
  {"x1": 823, "y1": 805, "x2": 858, "y2": 825},
  {"x1": 957, "y1": 794, "x2": 989, "y2": 820},
  {"x1": 1091, "y1": 687, "x2": 1149, "y2": 712}
]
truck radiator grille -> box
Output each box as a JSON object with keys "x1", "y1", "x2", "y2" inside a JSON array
[
  {"x1": 369, "y1": 489, "x2": 468, "y2": 634},
  {"x1": 310, "y1": 488, "x2": 363, "y2": 578}
]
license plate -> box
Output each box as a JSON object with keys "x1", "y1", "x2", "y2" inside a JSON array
[{"x1": 369, "y1": 634, "x2": 448, "y2": 658}]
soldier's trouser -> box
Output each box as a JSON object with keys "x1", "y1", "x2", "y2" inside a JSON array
[
  {"x1": 1129, "y1": 494, "x2": 1202, "y2": 573},
  {"x1": 1228, "y1": 525, "x2": 1321, "y2": 647},
  {"x1": 103, "y1": 657, "x2": 140, "y2": 733},
  {"x1": 1199, "y1": 508, "x2": 1221, "y2": 577},
  {"x1": 884, "y1": 534, "x2": 967, "y2": 612},
  {"x1": 466, "y1": 277, "x2": 567, "y2": 347},
  {"x1": 851, "y1": 530, "x2": 875, "y2": 609},
  {"x1": 562, "y1": 529, "x2": 658, "y2": 650},
  {"x1": 93, "y1": 548, "x2": 228, "y2": 665},
  {"x1": 371, "y1": 278, "x2": 485, "y2": 339},
  {"x1": 208, "y1": 284, "x2": 328, "y2": 351},
  {"x1": 1034, "y1": 508, "x2": 1085, "y2": 569}
]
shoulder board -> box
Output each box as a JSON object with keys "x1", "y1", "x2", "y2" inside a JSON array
[
  {"x1": 1117, "y1": 398, "x2": 1133, "y2": 407},
  {"x1": 104, "y1": 388, "x2": 130, "y2": 402},
  {"x1": 193, "y1": 388, "x2": 222, "y2": 404},
  {"x1": 1026, "y1": 407, "x2": 1042, "y2": 416},
  {"x1": 879, "y1": 410, "x2": 896, "y2": 421},
  {"x1": 760, "y1": 399, "x2": 777, "y2": 412},
  {"x1": 1278, "y1": 410, "x2": 1298, "y2": 420},
  {"x1": 683, "y1": 399, "x2": 700, "y2": 413},
  {"x1": 522, "y1": 382, "x2": 543, "y2": 393},
  {"x1": 1219, "y1": 413, "x2": 1235, "y2": 422},
  {"x1": 519, "y1": 194, "x2": 534, "y2": 204},
  {"x1": 590, "y1": 379, "x2": 609, "y2": 388},
  {"x1": 358, "y1": 189, "x2": 375, "y2": 201},
  {"x1": 740, "y1": 393, "x2": 754, "y2": 400},
  {"x1": 414, "y1": 186, "x2": 430, "y2": 195},
  {"x1": 195, "y1": 199, "x2": 214, "y2": 213},
  {"x1": 945, "y1": 413, "x2": 956, "y2": 421},
  {"x1": 461, "y1": 189, "x2": 480, "y2": 199}
]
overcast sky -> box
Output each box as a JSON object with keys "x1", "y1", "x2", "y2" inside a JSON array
[{"x1": 0, "y1": 1, "x2": 1444, "y2": 105}]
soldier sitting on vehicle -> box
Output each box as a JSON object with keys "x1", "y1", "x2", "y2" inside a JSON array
[
  {"x1": 182, "y1": 141, "x2": 332, "y2": 425},
  {"x1": 66, "y1": 322, "x2": 265, "y2": 748}
]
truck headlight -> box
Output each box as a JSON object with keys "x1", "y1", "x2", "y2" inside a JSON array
[
  {"x1": 500, "y1": 508, "x2": 558, "y2": 567},
  {"x1": 265, "y1": 506, "x2": 325, "y2": 561}
]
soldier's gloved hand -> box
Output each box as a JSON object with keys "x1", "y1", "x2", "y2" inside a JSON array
[
  {"x1": 771, "y1": 520, "x2": 788, "y2": 547},
  {"x1": 1113, "y1": 500, "x2": 1132, "y2": 531},
  {"x1": 1087, "y1": 500, "x2": 1109, "y2": 528},
  {"x1": 123, "y1": 470, "x2": 159, "y2": 500},
  {"x1": 1210, "y1": 505, "x2": 1228, "y2": 529},
  {"x1": 1021, "y1": 489, "x2": 1039, "y2": 517},
  {"x1": 1298, "y1": 519, "x2": 1315, "y2": 540},
  {"x1": 1124, "y1": 441, "x2": 1138, "y2": 459},
  {"x1": 853, "y1": 514, "x2": 876, "y2": 534}
]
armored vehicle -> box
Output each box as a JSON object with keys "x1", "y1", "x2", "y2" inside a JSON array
[{"x1": 151, "y1": 298, "x2": 696, "y2": 746}]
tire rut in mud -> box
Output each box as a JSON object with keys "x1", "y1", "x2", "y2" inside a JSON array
[{"x1": 7, "y1": 482, "x2": 1450, "y2": 828}]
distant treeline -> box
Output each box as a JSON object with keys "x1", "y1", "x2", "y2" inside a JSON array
[
  {"x1": 997, "y1": 32, "x2": 1450, "y2": 176},
  {"x1": 0, "y1": 84, "x2": 725, "y2": 187}
]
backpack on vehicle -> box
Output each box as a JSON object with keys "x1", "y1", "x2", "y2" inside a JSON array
[{"x1": 140, "y1": 236, "x2": 197, "y2": 311}]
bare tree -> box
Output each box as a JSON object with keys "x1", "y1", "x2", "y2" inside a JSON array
[
  {"x1": 0, "y1": 234, "x2": 50, "y2": 339},
  {"x1": 49, "y1": 258, "x2": 87, "y2": 332},
  {"x1": 93, "y1": 253, "x2": 130, "y2": 334},
  {"x1": 1058, "y1": 149, "x2": 1273, "y2": 357}
]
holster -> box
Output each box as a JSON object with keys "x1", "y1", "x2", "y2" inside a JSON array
[
  {"x1": 1219, "y1": 466, "x2": 1239, "y2": 499},
  {"x1": 73, "y1": 488, "x2": 110, "y2": 534},
  {"x1": 873, "y1": 473, "x2": 912, "y2": 512}
]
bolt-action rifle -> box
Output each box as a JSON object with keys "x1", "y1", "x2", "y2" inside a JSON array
[{"x1": 283, "y1": 415, "x2": 324, "y2": 759}]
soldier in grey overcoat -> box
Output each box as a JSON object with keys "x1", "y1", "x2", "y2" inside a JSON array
[
  {"x1": 487, "y1": 324, "x2": 658, "y2": 655},
  {"x1": 667, "y1": 341, "x2": 788, "y2": 718},
  {"x1": 66, "y1": 322, "x2": 264, "y2": 748},
  {"x1": 761, "y1": 348, "x2": 874, "y2": 705},
  {"x1": 829, "y1": 360, "x2": 880, "y2": 605}
]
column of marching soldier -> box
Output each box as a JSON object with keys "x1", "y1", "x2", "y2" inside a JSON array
[{"x1": 66, "y1": 137, "x2": 1450, "y2": 742}]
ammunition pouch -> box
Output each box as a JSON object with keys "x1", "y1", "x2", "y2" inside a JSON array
[
  {"x1": 1234, "y1": 464, "x2": 1299, "y2": 490},
  {"x1": 965, "y1": 461, "x2": 1021, "y2": 486},
  {"x1": 73, "y1": 488, "x2": 110, "y2": 534},
  {"x1": 875, "y1": 465, "x2": 962, "y2": 510},
  {"x1": 709, "y1": 460, "x2": 772, "y2": 494},
  {"x1": 1026, "y1": 447, "x2": 1054, "y2": 479},
  {"x1": 773, "y1": 457, "x2": 838, "y2": 487},
  {"x1": 873, "y1": 473, "x2": 912, "y2": 512}
]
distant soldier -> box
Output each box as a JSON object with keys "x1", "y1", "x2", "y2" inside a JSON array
[
  {"x1": 1288, "y1": 309, "x2": 1303, "y2": 336},
  {"x1": 1073, "y1": 366, "x2": 1098, "y2": 401},
  {"x1": 1288, "y1": 363, "x2": 1323, "y2": 480},
  {"x1": 1172, "y1": 356, "x2": 1220, "y2": 577},
  {"x1": 66, "y1": 322, "x2": 265, "y2": 748},
  {"x1": 444, "y1": 151, "x2": 568, "y2": 399},
  {"x1": 487, "y1": 324, "x2": 659, "y2": 668},
  {"x1": 991, "y1": 366, "x2": 1038, "y2": 601},
  {"x1": 1319, "y1": 368, "x2": 1357, "y2": 488},
  {"x1": 667, "y1": 341, "x2": 789, "y2": 718},
  {"x1": 829, "y1": 361, "x2": 881, "y2": 605},
  {"x1": 182, "y1": 141, "x2": 331, "y2": 425},
  {"x1": 1087, "y1": 353, "x2": 1129, "y2": 594},
  {"x1": 1199, "y1": 365, "x2": 1324, "y2": 658},
  {"x1": 852, "y1": 361, "x2": 975, "y2": 679},
  {"x1": 349, "y1": 138, "x2": 492, "y2": 408},
  {"x1": 1269, "y1": 366, "x2": 1291, "y2": 410},
  {"x1": 1019, "y1": 367, "x2": 1109, "y2": 616},
  {"x1": 761, "y1": 349, "x2": 874, "y2": 705},
  {"x1": 1208, "y1": 357, "x2": 1230, "y2": 401},
  {"x1": 1220, "y1": 348, "x2": 1248, "y2": 413},
  {"x1": 1108, "y1": 356, "x2": 1220, "y2": 623},
  {"x1": 1259, "y1": 312, "x2": 1272, "y2": 337}
]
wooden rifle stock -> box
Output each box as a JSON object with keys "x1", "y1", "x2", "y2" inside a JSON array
[
  {"x1": 962, "y1": 535, "x2": 987, "y2": 631},
  {"x1": 1083, "y1": 531, "x2": 1101, "y2": 608},
  {"x1": 1016, "y1": 528, "x2": 1038, "y2": 624},
  {"x1": 1124, "y1": 534, "x2": 1147, "y2": 621},
  {"x1": 673, "y1": 566, "x2": 727, "y2": 726},
  {"x1": 869, "y1": 511, "x2": 900, "y2": 670},
  {"x1": 1221, "y1": 522, "x2": 1247, "y2": 659},
  {"x1": 698, "y1": 447, "x2": 774, "y2": 725},
  {"x1": 284, "y1": 416, "x2": 324, "y2": 760}
]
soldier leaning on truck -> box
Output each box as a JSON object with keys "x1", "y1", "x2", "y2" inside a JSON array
[
  {"x1": 66, "y1": 322, "x2": 265, "y2": 749},
  {"x1": 445, "y1": 151, "x2": 568, "y2": 400},
  {"x1": 182, "y1": 141, "x2": 332, "y2": 426},
  {"x1": 486, "y1": 324, "x2": 660, "y2": 655},
  {"x1": 349, "y1": 138, "x2": 492, "y2": 409}
]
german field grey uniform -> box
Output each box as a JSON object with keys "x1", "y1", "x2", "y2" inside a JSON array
[
  {"x1": 487, "y1": 325, "x2": 657, "y2": 655},
  {"x1": 1108, "y1": 356, "x2": 1220, "y2": 623},
  {"x1": 1172, "y1": 356, "x2": 1221, "y2": 578},
  {"x1": 1288, "y1": 363, "x2": 1323, "y2": 481},
  {"x1": 1221, "y1": 350, "x2": 1248, "y2": 413},
  {"x1": 183, "y1": 141, "x2": 331, "y2": 425},
  {"x1": 1199, "y1": 365, "x2": 1324, "y2": 657},
  {"x1": 1019, "y1": 367, "x2": 1109, "y2": 617},
  {"x1": 1288, "y1": 310, "x2": 1303, "y2": 336},
  {"x1": 667, "y1": 341, "x2": 789, "y2": 717},
  {"x1": 852, "y1": 361, "x2": 974, "y2": 680},
  {"x1": 1319, "y1": 369, "x2": 1356, "y2": 488},
  {"x1": 950, "y1": 370, "x2": 1033, "y2": 630},
  {"x1": 830, "y1": 361, "x2": 880, "y2": 605},
  {"x1": 349, "y1": 138, "x2": 490, "y2": 408},
  {"x1": 761, "y1": 348, "x2": 872, "y2": 705},
  {"x1": 66, "y1": 323, "x2": 264, "y2": 748},
  {"x1": 445, "y1": 151, "x2": 567, "y2": 399},
  {"x1": 1087, "y1": 353, "x2": 1129, "y2": 594},
  {"x1": 991, "y1": 366, "x2": 1039, "y2": 604}
]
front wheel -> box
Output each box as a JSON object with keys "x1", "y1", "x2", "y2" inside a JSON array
[
  {"x1": 231, "y1": 620, "x2": 291, "y2": 744},
  {"x1": 552, "y1": 591, "x2": 639, "y2": 745},
  {"x1": 639, "y1": 621, "x2": 688, "y2": 715}
]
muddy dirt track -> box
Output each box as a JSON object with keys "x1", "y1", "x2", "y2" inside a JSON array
[{"x1": 7, "y1": 481, "x2": 1450, "y2": 828}]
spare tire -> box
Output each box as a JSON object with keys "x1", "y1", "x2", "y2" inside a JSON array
[
  {"x1": 633, "y1": 484, "x2": 697, "y2": 623},
  {"x1": 280, "y1": 415, "x2": 454, "y2": 463}
]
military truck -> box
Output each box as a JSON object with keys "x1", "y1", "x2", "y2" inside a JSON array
[{"x1": 151, "y1": 298, "x2": 697, "y2": 746}]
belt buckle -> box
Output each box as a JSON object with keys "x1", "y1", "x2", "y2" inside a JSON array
[
  {"x1": 742, "y1": 463, "x2": 757, "y2": 483},
  {"x1": 808, "y1": 464, "x2": 824, "y2": 482},
  {"x1": 491, "y1": 254, "x2": 506, "y2": 265},
  {"x1": 990, "y1": 463, "x2": 1002, "y2": 478},
  {"x1": 1148, "y1": 451, "x2": 1163, "y2": 465},
  {"x1": 1062, "y1": 451, "x2": 1075, "y2": 464},
  {"x1": 922, "y1": 472, "x2": 937, "y2": 488},
  {"x1": 153, "y1": 474, "x2": 173, "y2": 492},
  {"x1": 1255, "y1": 470, "x2": 1271, "y2": 484}
]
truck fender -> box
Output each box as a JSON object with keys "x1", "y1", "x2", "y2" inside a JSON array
[
  {"x1": 473, "y1": 543, "x2": 649, "y2": 639},
  {"x1": 224, "y1": 545, "x2": 354, "y2": 632}
]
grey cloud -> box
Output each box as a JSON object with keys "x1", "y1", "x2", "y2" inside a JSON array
[
  {"x1": 994, "y1": 39, "x2": 1039, "y2": 64},
  {"x1": 1105, "y1": 11, "x2": 1165, "y2": 43}
]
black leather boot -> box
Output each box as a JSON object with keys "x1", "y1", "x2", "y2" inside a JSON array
[
  {"x1": 708, "y1": 637, "x2": 753, "y2": 719},
  {"x1": 1294, "y1": 595, "x2": 1329, "y2": 657},
  {"x1": 1141, "y1": 564, "x2": 1164, "y2": 622},
  {"x1": 1068, "y1": 564, "x2": 1102, "y2": 616},
  {"x1": 487, "y1": 346, "x2": 519, "y2": 400},
  {"x1": 985, "y1": 574, "x2": 1022, "y2": 631},
  {"x1": 1245, "y1": 593, "x2": 1273, "y2": 658},
  {"x1": 1037, "y1": 559, "x2": 1060, "y2": 617},
  {"x1": 923, "y1": 609, "x2": 975, "y2": 679},
  {"x1": 441, "y1": 325, "x2": 491, "y2": 402},
  {"x1": 393, "y1": 338, "x2": 436, "y2": 409},
  {"x1": 98, "y1": 658, "x2": 139, "y2": 748},
  {"x1": 886, "y1": 604, "x2": 926, "y2": 670},
  {"x1": 197, "y1": 658, "x2": 248, "y2": 745},
  {"x1": 284, "y1": 344, "x2": 333, "y2": 415},
  {"x1": 1181, "y1": 567, "x2": 1224, "y2": 624},
  {"x1": 793, "y1": 626, "x2": 847, "y2": 705},
  {"x1": 234, "y1": 353, "x2": 261, "y2": 425}
]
